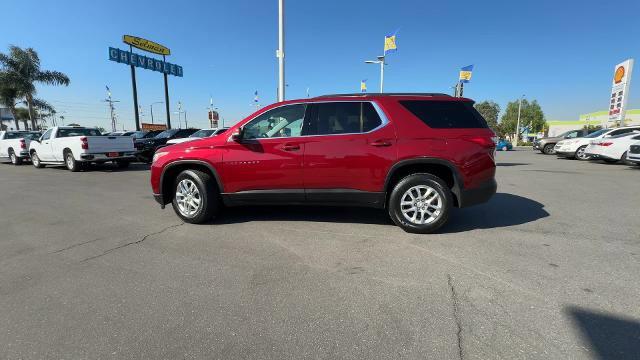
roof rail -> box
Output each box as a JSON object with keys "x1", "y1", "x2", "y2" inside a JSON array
[{"x1": 314, "y1": 92, "x2": 452, "y2": 98}]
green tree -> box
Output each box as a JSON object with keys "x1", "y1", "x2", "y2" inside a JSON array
[
  {"x1": 499, "y1": 99, "x2": 546, "y2": 139},
  {"x1": 14, "y1": 107, "x2": 31, "y2": 130},
  {"x1": 0, "y1": 45, "x2": 69, "y2": 129},
  {"x1": 0, "y1": 82, "x2": 21, "y2": 130},
  {"x1": 474, "y1": 101, "x2": 500, "y2": 130}
]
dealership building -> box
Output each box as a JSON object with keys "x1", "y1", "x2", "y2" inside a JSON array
[{"x1": 546, "y1": 109, "x2": 640, "y2": 137}]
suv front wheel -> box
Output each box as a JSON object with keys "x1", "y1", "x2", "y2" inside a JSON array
[
  {"x1": 388, "y1": 173, "x2": 452, "y2": 234},
  {"x1": 171, "y1": 169, "x2": 220, "y2": 224}
]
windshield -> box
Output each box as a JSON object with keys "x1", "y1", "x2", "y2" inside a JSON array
[
  {"x1": 57, "y1": 128, "x2": 102, "y2": 137},
  {"x1": 584, "y1": 129, "x2": 609, "y2": 138},
  {"x1": 154, "y1": 129, "x2": 178, "y2": 139},
  {"x1": 142, "y1": 130, "x2": 161, "y2": 138},
  {"x1": 189, "y1": 129, "x2": 216, "y2": 138}
]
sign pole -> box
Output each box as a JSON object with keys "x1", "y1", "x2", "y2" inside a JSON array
[
  {"x1": 163, "y1": 54, "x2": 172, "y2": 129},
  {"x1": 129, "y1": 45, "x2": 141, "y2": 131}
]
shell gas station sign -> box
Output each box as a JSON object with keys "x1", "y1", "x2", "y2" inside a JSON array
[{"x1": 609, "y1": 59, "x2": 634, "y2": 123}]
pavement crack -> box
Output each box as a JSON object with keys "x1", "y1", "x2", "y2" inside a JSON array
[
  {"x1": 79, "y1": 223, "x2": 184, "y2": 263},
  {"x1": 447, "y1": 274, "x2": 464, "y2": 360},
  {"x1": 51, "y1": 237, "x2": 104, "y2": 254}
]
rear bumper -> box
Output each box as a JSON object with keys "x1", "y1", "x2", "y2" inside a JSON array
[
  {"x1": 79, "y1": 152, "x2": 136, "y2": 162},
  {"x1": 457, "y1": 178, "x2": 497, "y2": 208}
]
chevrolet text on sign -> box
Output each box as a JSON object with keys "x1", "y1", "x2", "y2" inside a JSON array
[{"x1": 108, "y1": 47, "x2": 183, "y2": 77}]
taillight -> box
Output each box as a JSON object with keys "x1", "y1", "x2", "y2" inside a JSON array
[
  {"x1": 464, "y1": 136, "x2": 496, "y2": 148},
  {"x1": 80, "y1": 136, "x2": 89, "y2": 150},
  {"x1": 598, "y1": 142, "x2": 613, "y2": 147},
  {"x1": 19, "y1": 139, "x2": 26, "y2": 149}
]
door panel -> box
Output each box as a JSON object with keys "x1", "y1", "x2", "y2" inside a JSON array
[
  {"x1": 221, "y1": 138, "x2": 305, "y2": 193},
  {"x1": 302, "y1": 125, "x2": 396, "y2": 192}
]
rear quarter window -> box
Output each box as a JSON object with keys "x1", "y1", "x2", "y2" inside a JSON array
[{"x1": 399, "y1": 100, "x2": 488, "y2": 129}]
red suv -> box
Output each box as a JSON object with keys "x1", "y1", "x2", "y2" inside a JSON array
[{"x1": 150, "y1": 93, "x2": 497, "y2": 233}]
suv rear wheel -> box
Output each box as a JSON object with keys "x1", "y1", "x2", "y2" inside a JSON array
[
  {"x1": 388, "y1": 173, "x2": 452, "y2": 234},
  {"x1": 171, "y1": 169, "x2": 220, "y2": 224}
]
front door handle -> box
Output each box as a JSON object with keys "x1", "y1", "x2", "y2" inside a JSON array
[
  {"x1": 281, "y1": 143, "x2": 300, "y2": 151},
  {"x1": 370, "y1": 139, "x2": 392, "y2": 147}
]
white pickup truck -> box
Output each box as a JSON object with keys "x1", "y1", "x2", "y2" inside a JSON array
[
  {"x1": 29, "y1": 126, "x2": 136, "y2": 171},
  {"x1": 0, "y1": 130, "x2": 42, "y2": 165}
]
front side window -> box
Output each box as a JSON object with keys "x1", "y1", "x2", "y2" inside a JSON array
[
  {"x1": 243, "y1": 104, "x2": 306, "y2": 139},
  {"x1": 305, "y1": 102, "x2": 383, "y2": 136},
  {"x1": 565, "y1": 131, "x2": 581, "y2": 139},
  {"x1": 41, "y1": 129, "x2": 52, "y2": 140}
]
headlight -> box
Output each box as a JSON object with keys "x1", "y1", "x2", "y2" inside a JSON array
[{"x1": 152, "y1": 151, "x2": 168, "y2": 163}]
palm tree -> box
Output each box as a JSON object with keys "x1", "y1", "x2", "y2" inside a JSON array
[
  {"x1": 0, "y1": 81, "x2": 21, "y2": 130},
  {"x1": 15, "y1": 107, "x2": 30, "y2": 130},
  {"x1": 0, "y1": 45, "x2": 69, "y2": 129}
]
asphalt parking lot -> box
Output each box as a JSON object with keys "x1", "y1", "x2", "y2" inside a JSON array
[{"x1": 0, "y1": 150, "x2": 639, "y2": 359}]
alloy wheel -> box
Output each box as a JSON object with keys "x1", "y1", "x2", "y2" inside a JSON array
[
  {"x1": 400, "y1": 185, "x2": 443, "y2": 225},
  {"x1": 175, "y1": 179, "x2": 202, "y2": 217}
]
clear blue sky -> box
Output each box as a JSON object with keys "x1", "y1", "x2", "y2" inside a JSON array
[{"x1": 2, "y1": 0, "x2": 639, "y2": 130}]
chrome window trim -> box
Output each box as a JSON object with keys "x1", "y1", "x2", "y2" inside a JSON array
[{"x1": 237, "y1": 100, "x2": 390, "y2": 141}]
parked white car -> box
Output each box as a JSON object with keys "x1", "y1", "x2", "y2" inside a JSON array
[
  {"x1": 0, "y1": 130, "x2": 41, "y2": 165},
  {"x1": 29, "y1": 126, "x2": 136, "y2": 171},
  {"x1": 626, "y1": 140, "x2": 640, "y2": 165},
  {"x1": 554, "y1": 125, "x2": 640, "y2": 160},
  {"x1": 584, "y1": 131, "x2": 640, "y2": 163},
  {"x1": 165, "y1": 128, "x2": 228, "y2": 145}
]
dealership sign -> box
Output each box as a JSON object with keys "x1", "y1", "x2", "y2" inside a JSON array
[
  {"x1": 108, "y1": 47, "x2": 183, "y2": 77},
  {"x1": 608, "y1": 58, "x2": 634, "y2": 122},
  {"x1": 123, "y1": 35, "x2": 170, "y2": 55}
]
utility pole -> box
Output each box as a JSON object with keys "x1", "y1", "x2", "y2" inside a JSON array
[
  {"x1": 177, "y1": 101, "x2": 182, "y2": 128},
  {"x1": 103, "y1": 86, "x2": 120, "y2": 132},
  {"x1": 515, "y1": 95, "x2": 524, "y2": 146},
  {"x1": 277, "y1": 0, "x2": 285, "y2": 102}
]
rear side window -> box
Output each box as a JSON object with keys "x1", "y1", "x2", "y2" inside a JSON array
[
  {"x1": 399, "y1": 100, "x2": 488, "y2": 129},
  {"x1": 305, "y1": 102, "x2": 383, "y2": 136}
]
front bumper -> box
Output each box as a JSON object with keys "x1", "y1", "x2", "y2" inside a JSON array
[{"x1": 457, "y1": 178, "x2": 497, "y2": 208}]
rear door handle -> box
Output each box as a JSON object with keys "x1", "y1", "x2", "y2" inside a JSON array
[
  {"x1": 281, "y1": 143, "x2": 300, "y2": 151},
  {"x1": 370, "y1": 139, "x2": 392, "y2": 147}
]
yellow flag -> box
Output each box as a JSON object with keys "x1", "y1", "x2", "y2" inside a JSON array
[{"x1": 384, "y1": 34, "x2": 397, "y2": 53}]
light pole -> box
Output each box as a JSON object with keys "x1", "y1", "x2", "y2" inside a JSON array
[
  {"x1": 277, "y1": 0, "x2": 285, "y2": 102},
  {"x1": 150, "y1": 101, "x2": 163, "y2": 124},
  {"x1": 365, "y1": 55, "x2": 385, "y2": 92},
  {"x1": 515, "y1": 95, "x2": 525, "y2": 146}
]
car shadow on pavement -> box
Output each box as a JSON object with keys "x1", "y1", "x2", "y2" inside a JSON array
[
  {"x1": 440, "y1": 193, "x2": 548, "y2": 233},
  {"x1": 213, "y1": 192, "x2": 547, "y2": 231},
  {"x1": 214, "y1": 206, "x2": 394, "y2": 226},
  {"x1": 496, "y1": 162, "x2": 530, "y2": 167},
  {"x1": 566, "y1": 306, "x2": 640, "y2": 360},
  {"x1": 44, "y1": 163, "x2": 150, "y2": 172}
]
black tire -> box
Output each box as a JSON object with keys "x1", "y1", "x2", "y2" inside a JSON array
[
  {"x1": 9, "y1": 149, "x2": 22, "y2": 165},
  {"x1": 31, "y1": 151, "x2": 45, "y2": 168},
  {"x1": 575, "y1": 145, "x2": 589, "y2": 161},
  {"x1": 65, "y1": 150, "x2": 80, "y2": 172},
  {"x1": 115, "y1": 160, "x2": 130, "y2": 169},
  {"x1": 171, "y1": 169, "x2": 220, "y2": 224},
  {"x1": 542, "y1": 143, "x2": 555, "y2": 155},
  {"x1": 388, "y1": 173, "x2": 452, "y2": 234}
]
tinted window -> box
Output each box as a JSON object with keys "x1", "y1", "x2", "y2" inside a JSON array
[
  {"x1": 41, "y1": 129, "x2": 52, "y2": 140},
  {"x1": 57, "y1": 128, "x2": 102, "y2": 137},
  {"x1": 189, "y1": 129, "x2": 216, "y2": 138},
  {"x1": 305, "y1": 102, "x2": 382, "y2": 136},
  {"x1": 214, "y1": 128, "x2": 228, "y2": 135},
  {"x1": 585, "y1": 129, "x2": 609, "y2": 138},
  {"x1": 399, "y1": 100, "x2": 488, "y2": 129},
  {"x1": 4, "y1": 132, "x2": 27, "y2": 139},
  {"x1": 154, "y1": 129, "x2": 179, "y2": 139},
  {"x1": 243, "y1": 104, "x2": 307, "y2": 139},
  {"x1": 564, "y1": 131, "x2": 581, "y2": 138},
  {"x1": 176, "y1": 129, "x2": 198, "y2": 137}
]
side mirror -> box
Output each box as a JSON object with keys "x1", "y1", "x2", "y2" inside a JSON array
[{"x1": 231, "y1": 127, "x2": 243, "y2": 142}]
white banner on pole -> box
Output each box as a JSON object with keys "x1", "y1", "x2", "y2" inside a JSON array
[{"x1": 608, "y1": 59, "x2": 634, "y2": 123}]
